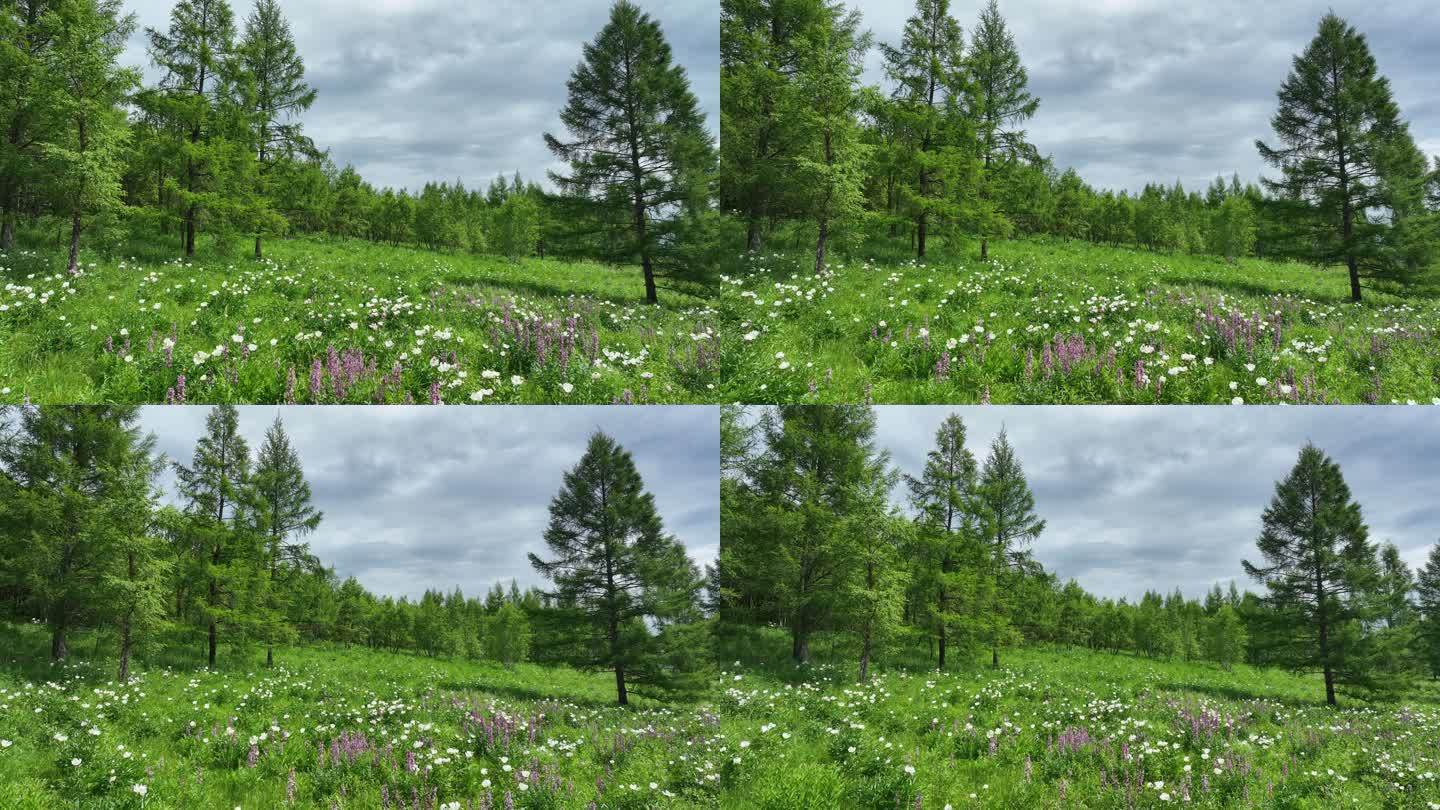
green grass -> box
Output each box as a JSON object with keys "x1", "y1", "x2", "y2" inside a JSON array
[
  {"x1": 5, "y1": 621, "x2": 1438, "y2": 809},
  {"x1": 721, "y1": 237, "x2": 1440, "y2": 404},
  {"x1": 714, "y1": 631, "x2": 1440, "y2": 809},
  {"x1": 0, "y1": 236, "x2": 718, "y2": 404},
  {"x1": 0, "y1": 621, "x2": 724, "y2": 809}
]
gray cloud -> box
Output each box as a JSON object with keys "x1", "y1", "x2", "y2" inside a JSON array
[
  {"x1": 872, "y1": 406, "x2": 1440, "y2": 602},
  {"x1": 850, "y1": 0, "x2": 1440, "y2": 193},
  {"x1": 120, "y1": 0, "x2": 718, "y2": 192},
  {"x1": 141, "y1": 405, "x2": 718, "y2": 601}
]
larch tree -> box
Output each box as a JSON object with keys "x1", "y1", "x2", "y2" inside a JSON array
[
  {"x1": 965, "y1": 0, "x2": 1038, "y2": 261},
  {"x1": 0, "y1": 0, "x2": 59, "y2": 251},
  {"x1": 1242, "y1": 443, "x2": 1380, "y2": 705},
  {"x1": 145, "y1": 0, "x2": 242, "y2": 256},
  {"x1": 173, "y1": 403, "x2": 254, "y2": 668},
  {"x1": 745, "y1": 405, "x2": 886, "y2": 664},
  {"x1": 1205, "y1": 603, "x2": 1248, "y2": 672},
  {"x1": 37, "y1": 0, "x2": 139, "y2": 274},
  {"x1": 235, "y1": 0, "x2": 315, "y2": 259},
  {"x1": 96, "y1": 420, "x2": 168, "y2": 683},
  {"x1": 1256, "y1": 13, "x2": 1417, "y2": 300},
  {"x1": 1417, "y1": 540, "x2": 1440, "y2": 679},
  {"x1": 529, "y1": 431, "x2": 702, "y2": 705},
  {"x1": 974, "y1": 428, "x2": 1044, "y2": 669},
  {"x1": 903, "y1": 413, "x2": 979, "y2": 669},
  {"x1": 845, "y1": 490, "x2": 908, "y2": 682},
  {"x1": 880, "y1": 0, "x2": 975, "y2": 259},
  {"x1": 545, "y1": 0, "x2": 715, "y2": 304},
  {"x1": 252, "y1": 415, "x2": 321, "y2": 667},
  {"x1": 486, "y1": 600, "x2": 531, "y2": 668},
  {"x1": 0, "y1": 405, "x2": 150, "y2": 661},
  {"x1": 789, "y1": 4, "x2": 870, "y2": 274}
]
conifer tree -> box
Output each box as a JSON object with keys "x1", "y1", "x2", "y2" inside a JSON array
[
  {"x1": 487, "y1": 600, "x2": 531, "y2": 667},
  {"x1": 719, "y1": 0, "x2": 832, "y2": 252},
  {"x1": 742, "y1": 405, "x2": 885, "y2": 664},
  {"x1": 1417, "y1": 540, "x2": 1440, "y2": 679},
  {"x1": 235, "y1": 0, "x2": 315, "y2": 259},
  {"x1": 790, "y1": 5, "x2": 870, "y2": 273},
  {"x1": 903, "y1": 413, "x2": 978, "y2": 669},
  {"x1": 1256, "y1": 13, "x2": 1418, "y2": 300},
  {"x1": 880, "y1": 0, "x2": 975, "y2": 259},
  {"x1": 0, "y1": 405, "x2": 151, "y2": 660},
  {"x1": 1206, "y1": 604, "x2": 1247, "y2": 671},
  {"x1": 974, "y1": 429, "x2": 1043, "y2": 668},
  {"x1": 965, "y1": 0, "x2": 1037, "y2": 260},
  {"x1": 37, "y1": 0, "x2": 138, "y2": 274},
  {"x1": 529, "y1": 431, "x2": 702, "y2": 704},
  {"x1": 252, "y1": 415, "x2": 320, "y2": 667},
  {"x1": 845, "y1": 494, "x2": 908, "y2": 681},
  {"x1": 0, "y1": 0, "x2": 60, "y2": 251},
  {"x1": 545, "y1": 0, "x2": 715, "y2": 304},
  {"x1": 145, "y1": 0, "x2": 245, "y2": 256},
  {"x1": 174, "y1": 403, "x2": 254, "y2": 668},
  {"x1": 1243, "y1": 443, "x2": 1380, "y2": 705}
]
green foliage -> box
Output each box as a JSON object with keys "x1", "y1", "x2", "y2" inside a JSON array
[
  {"x1": 530, "y1": 431, "x2": 705, "y2": 704},
  {"x1": 1256, "y1": 13, "x2": 1427, "y2": 300},
  {"x1": 545, "y1": 0, "x2": 716, "y2": 303},
  {"x1": 1243, "y1": 443, "x2": 1382, "y2": 704},
  {"x1": 485, "y1": 601, "x2": 531, "y2": 667}
]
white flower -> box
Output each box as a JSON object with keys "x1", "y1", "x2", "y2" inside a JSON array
[
  {"x1": 903, "y1": 764, "x2": 915, "y2": 776},
  {"x1": 560, "y1": 383, "x2": 574, "y2": 394},
  {"x1": 742, "y1": 330, "x2": 760, "y2": 341},
  {"x1": 132, "y1": 784, "x2": 148, "y2": 797},
  {"x1": 470, "y1": 389, "x2": 493, "y2": 402},
  {"x1": 1256, "y1": 377, "x2": 1268, "y2": 386},
  {"x1": 0, "y1": 739, "x2": 11, "y2": 748},
  {"x1": 1231, "y1": 397, "x2": 1244, "y2": 405},
  {"x1": 71, "y1": 757, "x2": 82, "y2": 766},
  {"x1": 510, "y1": 375, "x2": 524, "y2": 386}
]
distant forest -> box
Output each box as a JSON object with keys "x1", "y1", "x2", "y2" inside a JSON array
[
  {"x1": 721, "y1": 0, "x2": 1440, "y2": 298},
  {"x1": 0, "y1": 0, "x2": 718, "y2": 300}
]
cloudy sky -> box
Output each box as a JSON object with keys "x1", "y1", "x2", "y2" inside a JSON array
[
  {"x1": 851, "y1": 0, "x2": 1440, "y2": 193},
  {"x1": 871, "y1": 406, "x2": 1440, "y2": 602},
  {"x1": 139, "y1": 406, "x2": 718, "y2": 601},
  {"x1": 120, "y1": 0, "x2": 718, "y2": 192}
]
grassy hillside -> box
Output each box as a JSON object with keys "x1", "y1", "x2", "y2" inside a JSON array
[
  {"x1": 722, "y1": 238, "x2": 1440, "y2": 404},
  {"x1": 3, "y1": 621, "x2": 1438, "y2": 808},
  {"x1": 0, "y1": 237, "x2": 718, "y2": 404}
]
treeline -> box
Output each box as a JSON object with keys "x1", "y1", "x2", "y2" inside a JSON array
[
  {"x1": 718, "y1": 405, "x2": 1440, "y2": 705},
  {"x1": 721, "y1": 0, "x2": 1440, "y2": 298},
  {"x1": 1, "y1": 0, "x2": 717, "y2": 301}
]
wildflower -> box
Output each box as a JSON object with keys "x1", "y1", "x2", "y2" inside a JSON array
[{"x1": 132, "y1": 784, "x2": 147, "y2": 797}]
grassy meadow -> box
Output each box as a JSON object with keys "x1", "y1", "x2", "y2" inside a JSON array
[
  {"x1": 0, "y1": 236, "x2": 718, "y2": 405},
  {"x1": 3, "y1": 621, "x2": 1439, "y2": 809},
  {"x1": 721, "y1": 238, "x2": 1440, "y2": 404}
]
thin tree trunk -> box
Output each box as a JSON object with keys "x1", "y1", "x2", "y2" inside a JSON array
[
  {"x1": 118, "y1": 553, "x2": 135, "y2": 683},
  {"x1": 51, "y1": 615, "x2": 68, "y2": 661},
  {"x1": 614, "y1": 663, "x2": 628, "y2": 706},
  {"x1": 814, "y1": 217, "x2": 828, "y2": 275},
  {"x1": 67, "y1": 213, "x2": 81, "y2": 275}
]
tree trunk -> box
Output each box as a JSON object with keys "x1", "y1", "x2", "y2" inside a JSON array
[
  {"x1": 51, "y1": 618, "x2": 68, "y2": 661},
  {"x1": 67, "y1": 213, "x2": 81, "y2": 275},
  {"x1": 814, "y1": 217, "x2": 828, "y2": 275},
  {"x1": 917, "y1": 213, "x2": 927, "y2": 259},
  {"x1": 117, "y1": 620, "x2": 132, "y2": 683},
  {"x1": 992, "y1": 645, "x2": 999, "y2": 669},
  {"x1": 0, "y1": 191, "x2": 13, "y2": 250},
  {"x1": 614, "y1": 663, "x2": 628, "y2": 706},
  {"x1": 266, "y1": 645, "x2": 273, "y2": 668},
  {"x1": 792, "y1": 623, "x2": 810, "y2": 664},
  {"x1": 255, "y1": 236, "x2": 263, "y2": 260},
  {"x1": 980, "y1": 237, "x2": 989, "y2": 261}
]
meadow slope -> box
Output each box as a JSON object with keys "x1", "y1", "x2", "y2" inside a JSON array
[
  {"x1": 0, "y1": 238, "x2": 718, "y2": 404},
  {"x1": 722, "y1": 239, "x2": 1440, "y2": 404},
  {"x1": 3, "y1": 623, "x2": 1438, "y2": 808}
]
